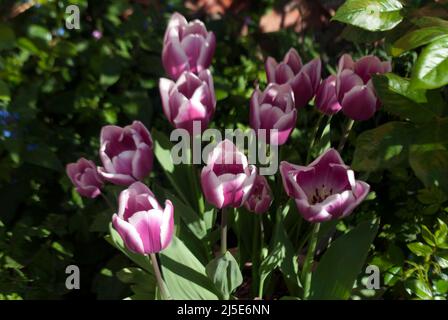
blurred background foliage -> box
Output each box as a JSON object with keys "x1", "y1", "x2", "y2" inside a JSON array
[{"x1": 0, "y1": 0, "x2": 447, "y2": 299}]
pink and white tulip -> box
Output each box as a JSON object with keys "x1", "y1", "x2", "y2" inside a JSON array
[
  {"x1": 265, "y1": 48, "x2": 321, "y2": 109},
  {"x1": 315, "y1": 75, "x2": 341, "y2": 115},
  {"x1": 162, "y1": 12, "x2": 216, "y2": 80},
  {"x1": 98, "y1": 121, "x2": 153, "y2": 186},
  {"x1": 336, "y1": 54, "x2": 391, "y2": 121},
  {"x1": 66, "y1": 158, "x2": 103, "y2": 198},
  {"x1": 250, "y1": 83, "x2": 297, "y2": 145},
  {"x1": 280, "y1": 148, "x2": 370, "y2": 223},
  {"x1": 159, "y1": 69, "x2": 215, "y2": 134},
  {"x1": 112, "y1": 182, "x2": 174, "y2": 255},
  {"x1": 244, "y1": 175, "x2": 272, "y2": 214},
  {"x1": 201, "y1": 140, "x2": 257, "y2": 209}
]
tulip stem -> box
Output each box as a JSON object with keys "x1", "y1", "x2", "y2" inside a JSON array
[
  {"x1": 302, "y1": 222, "x2": 320, "y2": 300},
  {"x1": 149, "y1": 253, "x2": 169, "y2": 300},
  {"x1": 220, "y1": 208, "x2": 228, "y2": 255},
  {"x1": 306, "y1": 113, "x2": 325, "y2": 164},
  {"x1": 101, "y1": 193, "x2": 114, "y2": 211},
  {"x1": 337, "y1": 119, "x2": 355, "y2": 153}
]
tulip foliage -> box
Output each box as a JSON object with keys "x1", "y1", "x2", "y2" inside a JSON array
[{"x1": 2, "y1": 0, "x2": 448, "y2": 300}]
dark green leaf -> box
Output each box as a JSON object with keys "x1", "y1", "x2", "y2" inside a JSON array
[
  {"x1": 160, "y1": 236, "x2": 219, "y2": 300},
  {"x1": 310, "y1": 219, "x2": 379, "y2": 300},
  {"x1": 206, "y1": 251, "x2": 243, "y2": 299},
  {"x1": 352, "y1": 122, "x2": 413, "y2": 172}
]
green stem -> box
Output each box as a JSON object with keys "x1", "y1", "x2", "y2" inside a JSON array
[
  {"x1": 149, "y1": 253, "x2": 169, "y2": 300},
  {"x1": 220, "y1": 208, "x2": 228, "y2": 255},
  {"x1": 302, "y1": 223, "x2": 321, "y2": 300},
  {"x1": 251, "y1": 214, "x2": 261, "y2": 296},
  {"x1": 258, "y1": 216, "x2": 265, "y2": 298},
  {"x1": 337, "y1": 118, "x2": 355, "y2": 153},
  {"x1": 306, "y1": 113, "x2": 325, "y2": 164},
  {"x1": 101, "y1": 193, "x2": 114, "y2": 211}
]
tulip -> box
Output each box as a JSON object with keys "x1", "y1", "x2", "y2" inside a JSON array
[
  {"x1": 244, "y1": 175, "x2": 272, "y2": 214},
  {"x1": 265, "y1": 48, "x2": 321, "y2": 109},
  {"x1": 159, "y1": 70, "x2": 216, "y2": 134},
  {"x1": 250, "y1": 83, "x2": 296, "y2": 145},
  {"x1": 201, "y1": 139, "x2": 257, "y2": 209},
  {"x1": 336, "y1": 54, "x2": 391, "y2": 121},
  {"x1": 162, "y1": 12, "x2": 216, "y2": 80},
  {"x1": 98, "y1": 121, "x2": 153, "y2": 186},
  {"x1": 315, "y1": 75, "x2": 341, "y2": 115},
  {"x1": 112, "y1": 182, "x2": 174, "y2": 254},
  {"x1": 66, "y1": 158, "x2": 103, "y2": 198},
  {"x1": 280, "y1": 148, "x2": 370, "y2": 223}
]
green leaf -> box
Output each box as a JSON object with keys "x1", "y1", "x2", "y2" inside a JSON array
[
  {"x1": 152, "y1": 184, "x2": 207, "y2": 240},
  {"x1": 0, "y1": 24, "x2": 16, "y2": 50},
  {"x1": 405, "y1": 279, "x2": 433, "y2": 299},
  {"x1": 116, "y1": 267, "x2": 156, "y2": 299},
  {"x1": 409, "y1": 145, "x2": 448, "y2": 195},
  {"x1": 152, "y1": 129, "x2": 194, "y2": 206},
  {"x1": 206, "y1": 251, "x2": 243, "y2": 299},
  {"x1": 407, "y1": 242, "x2": 432, "y2": 257},
  {"x1": 310, "y1": 219, "x2": 379, "y2": 300},
  {"x1": 412, "y1": 16, "x2": 448, "y2": 29},
  {"x1": 160, "y1": 236, "x2": 219, "y2": 300},
  {"x1": 372, "y1": 75, "x2": 437, "y2": 123},
  {"x1": 391, "y1": 27, "x2": 448, "y2": 56},
  {"x1": 435, "y1": 219, "x2": 448, "y2": 248},
  {"x1": 259, "y1": 205, "x2": 301, "y2": 296},
  {"x1": 0, "y1": 80, "x2": 11, "y2": 102},
  {"x1": 421, "y1": 225, "x2": 435, "y2": 247},
  {"x1": 333, "y1": 0, "x2": 403, "y2": 31},
  {"x1": 435, "y1": 253, "x2": 448, "y2": 269},
  {"x1": 411, "y1": 36, "x2": 448, "y2": 89},
  {"x1": 352, "y1": 122, "x2": 413, "y2": 172}
]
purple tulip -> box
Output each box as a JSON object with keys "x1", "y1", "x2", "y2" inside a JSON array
[
  {"x1": 159, "y1": 69, "x2": 215, "y2": 134},
  {"x1": 66, "y1": 158, "x2": 103, "y2": 198},
  {"x1": 98, "y1": 121, "x2": 153, "y2": 186},
  {"x1": 265, "y1": 48, "x2": 321, "y2": 109},
  {"x1": 315, "y1": 75, "x2": 342, "y2": 115},
  {"x1": 280, "y1": 148, "x2": 370, "y2": 223},
  {"x1": 250, "y1": 83, "x2": 297, "y2": 145},
  {"x1": 162, "y1": 12, "x2": 216, "y2": 80},
  {"x1": 112, "y1": 182, "x2": 174, "y2": 255},
  {"x1": 201, "y1": 140, "x2": 257, "y2": 209},
  {"x1": 336, "y1": 54, "x2": 391, "y2": 121},
  {"x1": 244, "y1": 175, "x2": 272, "y2": 214}
]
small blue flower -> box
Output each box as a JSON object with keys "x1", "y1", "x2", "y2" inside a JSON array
[
  {"x1": 56, "y1": 28, "x2": 65, "y2": 36},
  {"x1": 2, "y1": 130, "x2": 12, "y2": 138}
]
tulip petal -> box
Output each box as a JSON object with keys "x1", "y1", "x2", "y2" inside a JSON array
[
  {"x1": 341, "y1": 85, "x2": 377, "y2": 121},
  {"x1": 113, "y1": 214, "x2": 146, "y2": 255}
]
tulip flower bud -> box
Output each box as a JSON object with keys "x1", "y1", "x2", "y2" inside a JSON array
[
  {"x1": 159, "y1": 70, "x2": 215, "y2": 134},
  {"x1": 336, "y1": 54, "x2": 391, "y2": 121},
  {"x1": 244, "y1": 175, "x2": 272, "y2": 214},
  {"x1": 315, "y1": 75, "x2": 342, "y2": 115},
  {"x1": 98, "y1": 121, "x2": 153, "y2": 186},
  {"x1": 265, "y1": 48, "x2": 321, "y2": 109},
  {"x1": 66, "y1": 158, "x2": 103, "y2": 198},
  {"x1": 250, "y1": 83, "x2": 297, "y2": 145},
  {"x1": 280, "y1": 149, "x2": 370, "y2": 223},
  {"x1": 162, "y1": 12, "x2": 216, "y2": 80},
  {"x1": 201, "y1": 140, "x2": 257, "y2": 209},
  {"x1": 112, "y1": 182, "x2": 174, "y2": 255}
]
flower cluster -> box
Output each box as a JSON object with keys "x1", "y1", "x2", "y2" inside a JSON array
[{"x1": 66, "y1": 12, "x2": 384, "y2": 260}]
